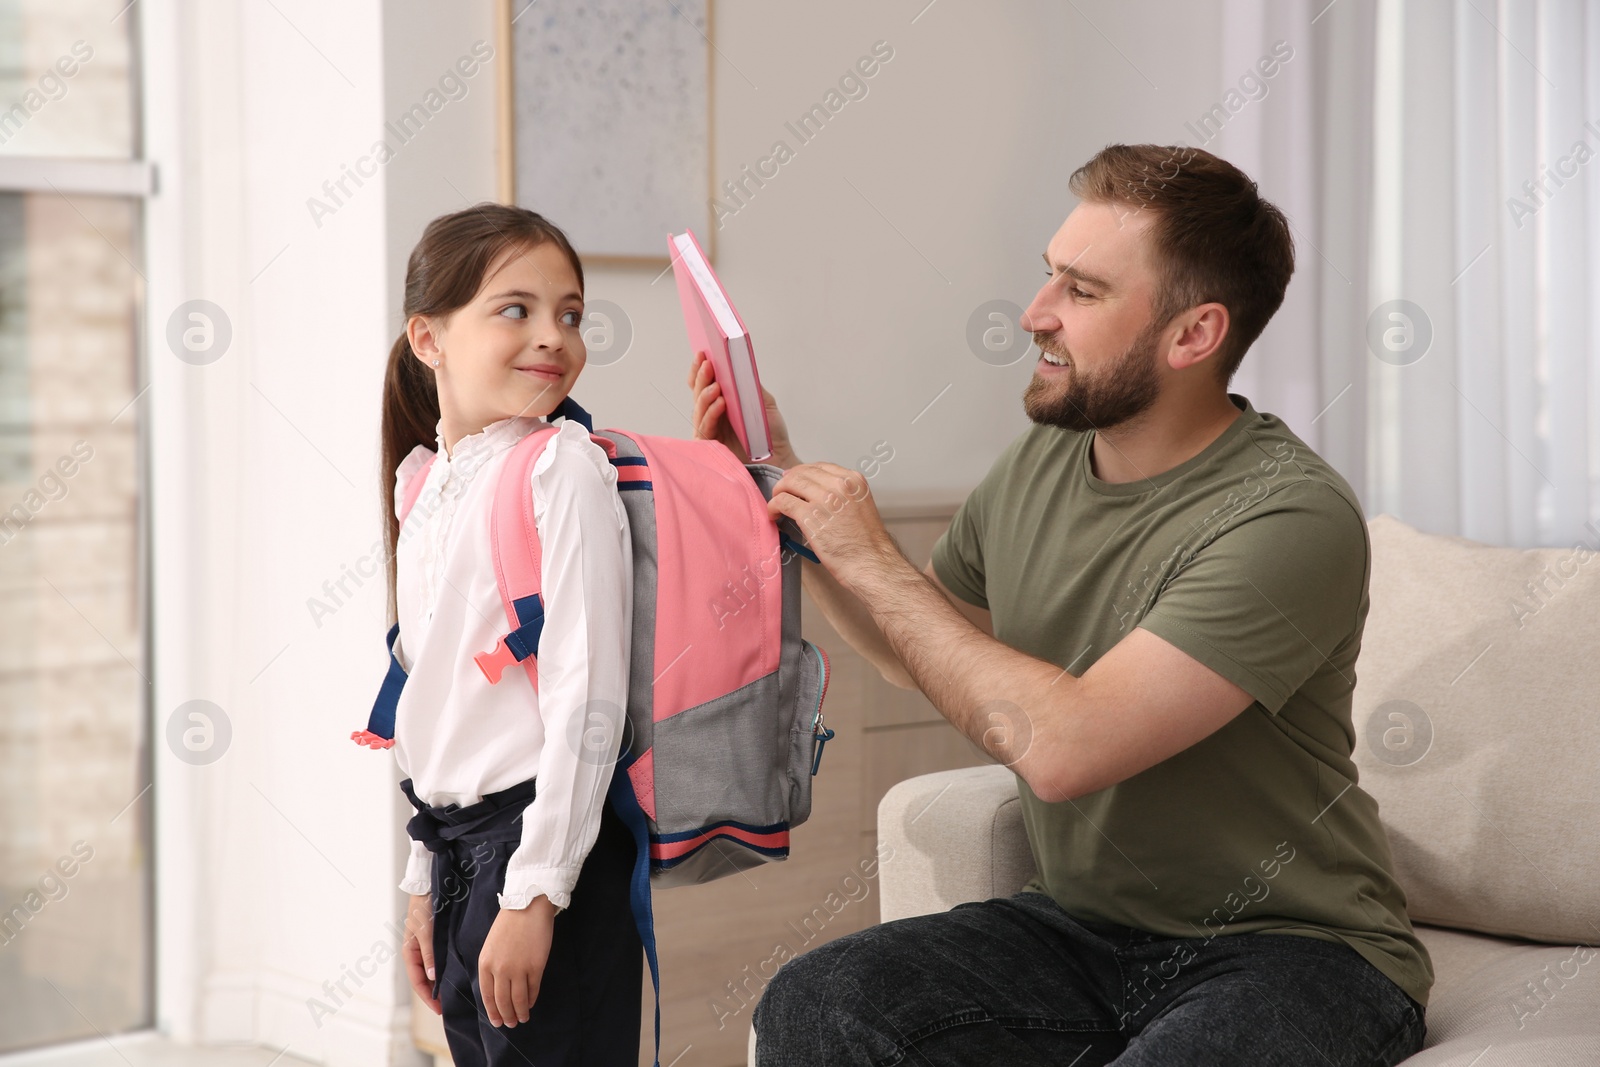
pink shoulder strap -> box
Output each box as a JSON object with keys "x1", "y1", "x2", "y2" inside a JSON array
[
  {"x1": 397, "y1": 453, "x2": 437, "y2": 524},
  {"x1": 491, "y1": 429, "x2": 558, "y2": 621},
  {"x1": 473, "y1": 426, "x2": 619, "y2": 691}
]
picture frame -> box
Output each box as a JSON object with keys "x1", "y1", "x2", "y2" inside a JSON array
[{"x1": 494, "y1": 0, "x2": 716, "y2": 266}]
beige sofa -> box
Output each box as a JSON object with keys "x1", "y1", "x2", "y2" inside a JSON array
[{"x1": 752, "y1": 515, "x2": 1600, "y2": 1065}]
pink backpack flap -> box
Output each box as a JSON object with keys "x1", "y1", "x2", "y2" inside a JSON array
[{"x1": 475, "y1": 416, "x2": 834, "y2": 888}]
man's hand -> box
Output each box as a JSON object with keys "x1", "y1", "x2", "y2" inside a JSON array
[
  {"x1": 688, "y1": 352, "x2": 800, "y2": 468},
  {"x1": 403, "y1": 893, "x2": 442, "y2": 1015},
  {"x1": 478, "y1": 896, "x2": 559, "y2": 1027},
  {"x1": 766, "y1": 462, "x2": 901, "y2": 595}
]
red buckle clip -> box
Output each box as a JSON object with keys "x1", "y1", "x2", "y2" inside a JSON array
[
  {"x1": 475, "y1": 637, "x2": 518, "y2": 684},
  {"x1": 350, "y1": 730, "x2": 395, "y2": 749}
]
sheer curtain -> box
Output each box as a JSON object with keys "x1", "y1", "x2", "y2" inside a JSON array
[{"x1": 1215, "y1": 0, "x2": 1600, "y2": 549}]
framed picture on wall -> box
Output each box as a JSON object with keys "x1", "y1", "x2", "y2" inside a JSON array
[{"x1": 495, "y1": 0, "x2": 715, "y2": 266}]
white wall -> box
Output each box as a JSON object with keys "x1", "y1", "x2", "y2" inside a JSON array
[
  {"x1": 573, "y1": 0, "x2": 1232, "y2": 499},
  {"x1": 145, "y1": 0, "x2": 425, "y2": 1063},
  {"x1": 144, "y1": 2, "x2": 1247, "y2": 1064}
]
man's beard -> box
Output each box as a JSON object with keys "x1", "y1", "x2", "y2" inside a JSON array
[{"x1": 1022, "y1": 319, "x2": 1164, "y2": 434}]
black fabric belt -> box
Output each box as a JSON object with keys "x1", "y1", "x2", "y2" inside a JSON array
[{"x1": 399, "y1": 775, "x2": 537, "y2": 1003}]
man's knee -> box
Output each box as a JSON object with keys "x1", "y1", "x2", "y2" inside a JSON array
[
  {"x1": 758, "y1": 933, "x2": 855, "y2": 1020},
  {"x1": 754, "y1": 926, "x2": 901, "y2": 1049},
  {"x1": 755, "y1": 928, "x2": 916, "y2": 1065}
]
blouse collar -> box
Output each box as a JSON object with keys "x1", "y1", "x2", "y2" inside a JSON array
[{"x1": 435, "y1": 413, "x2": 550, "y2": 467}]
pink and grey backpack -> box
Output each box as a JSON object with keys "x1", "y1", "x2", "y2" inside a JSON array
[{"x1": 353, "y1": 397, "x2": 833, "y2": 1065}]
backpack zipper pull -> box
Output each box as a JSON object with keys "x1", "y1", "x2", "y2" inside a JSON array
[{"x1": 810, "y1": 712, "x2": 836, "y2": 775}]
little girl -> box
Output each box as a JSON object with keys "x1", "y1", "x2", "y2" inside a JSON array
[{"x1": 377, "y1": 204, "x2": 641, "y2": 1066}]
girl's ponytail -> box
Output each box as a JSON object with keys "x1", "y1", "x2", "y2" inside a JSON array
[
  {"x1": 378, "y1": 202, "x2": 584, "y2": 628},
  {"x1": 379, "y1": 328, "x2": 440, "y2": 628}
]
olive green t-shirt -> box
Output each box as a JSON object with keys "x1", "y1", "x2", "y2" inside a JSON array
[{"x1": 930, "y1": 393, "x2": 1433, "y2": 1007}]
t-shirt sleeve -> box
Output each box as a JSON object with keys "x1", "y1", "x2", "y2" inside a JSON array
[
  {"x1": 928, "y1": 476, "x2": 998, "y2": 607},
  {"x1": 931, "y1": 484, "x2": 992, "y2": 610},
  {"x1": 929, "y1": 435, "x2": 1022, "y2": 610},
  {"x1": 934, "y1": 428, "x2": 1030, "y2": 604},
  {"x1": 1135, "y1": 481, "x2": 1369, "y2": 715}
]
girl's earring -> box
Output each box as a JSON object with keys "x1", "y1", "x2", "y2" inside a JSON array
[{"x1": 432, "y1": 359, "x2": 440, "y2": 366}]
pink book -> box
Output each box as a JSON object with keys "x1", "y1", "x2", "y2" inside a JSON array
[{"x1": 669, "y1": 229, "x2": 773, "y2": 463}]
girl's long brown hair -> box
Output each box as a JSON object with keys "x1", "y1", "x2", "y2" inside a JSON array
[{"x1": 380, "y1": 203, "x2": 584, "y2": 627}]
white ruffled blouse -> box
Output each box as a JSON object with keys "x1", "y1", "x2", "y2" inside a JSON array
[{"x1": 389, "y1": 414, "x2": 633, "y2": 912}]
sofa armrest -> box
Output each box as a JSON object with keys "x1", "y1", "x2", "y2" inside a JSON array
[{"x1": 876, "y1": 765, "x2": 1038, "y2": 922}]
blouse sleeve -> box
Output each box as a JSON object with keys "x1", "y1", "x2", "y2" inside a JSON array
[
  {"x1": 498, "y1": 419, "x2": 634, "y2": 911},
  {"x1": 399, "y1": 840, "x2": 432, "y2": 896}
]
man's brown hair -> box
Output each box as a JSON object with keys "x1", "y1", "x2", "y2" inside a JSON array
[{"x1": 1068, "y1": 144, "x2": 1294, "y2": 384}]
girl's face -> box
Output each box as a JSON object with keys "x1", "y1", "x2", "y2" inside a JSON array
[{"x1": 408, "y1": 240, "x2": 586, "y2": 455}]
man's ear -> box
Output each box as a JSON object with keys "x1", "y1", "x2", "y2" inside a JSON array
[
  {"x1": 1166, "y1": 302, "x2": 1230, "y2": 372},
  {"x1": 407, "y1": 314, "x2": 443, "y2": 364}
]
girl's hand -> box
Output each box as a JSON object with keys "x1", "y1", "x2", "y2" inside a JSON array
[
  {"x1": 403, "y1": 893, "x2": 443, "y2": 1015},
  {"x1": 479, "y1": 896, "x2": 559, "y2": 1027},
  {"x1": 688, "y1": 352, "x2": 800, "y2": 470}
]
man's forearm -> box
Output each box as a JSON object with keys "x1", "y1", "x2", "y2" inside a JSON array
[
  {"x1": 800, "y1": 558, "x2": 915, "y2": 688},
  {"x1": 761, "y1": 454, "x2": 1083, "y2": 801},
  {"x1": 848, "y1": 548, "x2": 1074, "y2": 788}
]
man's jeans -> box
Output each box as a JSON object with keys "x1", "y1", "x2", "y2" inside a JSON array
[{"x1": 753, "y1": 890, "x2": 1426, "y2": 1066}]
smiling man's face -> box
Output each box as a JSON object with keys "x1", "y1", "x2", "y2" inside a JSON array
[{"x1": 1020, "y1": 202, "x2": 1172, "y2": 434}]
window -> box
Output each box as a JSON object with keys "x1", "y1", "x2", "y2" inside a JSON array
[{"x1": 0, "y1": 0, "x2": 151, "y2": 1053}]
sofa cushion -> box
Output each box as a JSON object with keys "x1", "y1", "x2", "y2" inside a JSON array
[
  {"x1": 1403, "y1": 924, "x2": 1600, "y2": 1064},
  {"x1": 1352, "y1": 515, "x2": 1600, "y2": 944},
  {"x1": 876, "y1": 765, "x2": 1036, "y2": 922}
]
